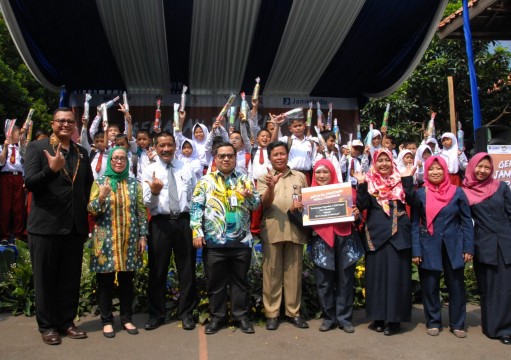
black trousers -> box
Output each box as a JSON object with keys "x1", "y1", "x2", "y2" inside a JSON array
[
  {"x1": 96, "y1": 271, "x2": 135, "y2": 325},
  {"x1": 203, "y1": 247, "x2": 252, "y2": 321},
  {"x1": 314, "y1": 263, "x2": 357, "y2": 327},
  {"x1": 419, "y1": 244, "x2": 466, "y2": 330},
  {"x1": 147, "y1": 214, "x2": 197, "y2": 321},
  {"x1": 29, "y1": 230, "x2": 84, "y2": 332}
]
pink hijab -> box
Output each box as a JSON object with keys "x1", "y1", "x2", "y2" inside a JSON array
[
  {"x1": 365, "y1": 148, "x2": 406, "y2": 216},
  {"x1": 462, "y1": 152, "x2": 500, "y2": 206},
  {"x1": 424, "y1": 156, "x2": 456, "y2": 235},
  {"x1": 311, "y1": 159, "x2": 351, "y2": 247}
]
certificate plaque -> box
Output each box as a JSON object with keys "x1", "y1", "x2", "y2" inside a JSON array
[{"x1": 301, "y1": 183, "x2": 354, "y2": 226}]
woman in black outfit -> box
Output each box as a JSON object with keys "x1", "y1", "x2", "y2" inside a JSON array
[
  {"x1": 463, "y1": 153, "x2": 511, "y2": 345},
  {"x1": 354, "y1": 149, "x2": 415, "y2": 336}
]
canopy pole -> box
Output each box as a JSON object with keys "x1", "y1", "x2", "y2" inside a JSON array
[{"x1": 462, "y1": 0, "x2": 482, "y2": 134}]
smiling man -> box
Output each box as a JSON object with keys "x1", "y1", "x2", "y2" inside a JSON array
[
  {"x1": 257, "y1": 141, "x2": 309, "y2": 330},
  {"x1": 24, "y1": 107, "x2": 93, "y2": 345},
  {"x1": 190, "y1": 142, "x2": 260, "y2": 335},
  {"x1": 142, "y1": 131, "x2": 197, "y2": 331}
]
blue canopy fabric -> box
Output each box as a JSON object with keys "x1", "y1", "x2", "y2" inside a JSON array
[{"x1": 0, "y1": 0, "x2": 448, "y2": 105}]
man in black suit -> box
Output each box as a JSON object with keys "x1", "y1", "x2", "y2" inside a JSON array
[{"x1": 24, "y1": 108, "x2": 94, "y2": 345}]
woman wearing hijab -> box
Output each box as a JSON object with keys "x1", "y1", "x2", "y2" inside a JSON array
[
  {"x1": 411, "y1": 156, "x2": 474, "y2": 338},
  {"x1": 353, "y1": 149, "x2": 415, "y2": 336},
  {"x1": 306, "y1": 159, "x2": 363, "y2": 333},
  {"x1": 462, "y1": 153, "x2": 511, "y2": 345},
  {"x1": 88, "y1": 146, "x2": 148, "y2": 338},
  {"x1": 439, "y1": 133, "x2": 468, "y2": 186}
]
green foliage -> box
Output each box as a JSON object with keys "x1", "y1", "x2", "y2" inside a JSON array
[
  {"x1": 0, "y1": 240, "x2": 35, "y2": 316},
  {"x1": 0, "y1": 242, "x2": 479, "y2": 319},
  {"x1": 361, "y1": 35, "x2": 511, "y2": 149},
  {"x1": 0, "y1": 14, "x2": 55, "y2": 135}
]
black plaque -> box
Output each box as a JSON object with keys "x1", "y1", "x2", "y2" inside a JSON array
[{"x1": 308, "y1": 201, "x2": 347, "y2": 221}]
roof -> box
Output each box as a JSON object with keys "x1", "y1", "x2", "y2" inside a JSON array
[
  {"x1": 0, "y1": 0, "x2": 448, "y2": 102},
  {"x1": 438, "y1": 0, "x2": 511, "y2": 40}
]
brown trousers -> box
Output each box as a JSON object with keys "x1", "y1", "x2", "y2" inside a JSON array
[{"x1": 262, "y1": 241, "x2": 303, "y2": 318}]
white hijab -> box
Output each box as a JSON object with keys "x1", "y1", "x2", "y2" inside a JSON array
[{"x1": 440, "y1": 132, "x2": 459, "y2": 174}]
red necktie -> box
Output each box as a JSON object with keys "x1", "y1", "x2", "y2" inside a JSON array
[
  {"x1": 259, "y1": 147, "x2": 264, "y2": 165},
  {"x1": 350, "y1": 158, "x2": 355, "y2": 177},
  {"x1": 95, "y1": 152, "x2": 103, "y2": 173},
  {"x1": 10, "y1": 146, "x2": 15, "y2": 164}
]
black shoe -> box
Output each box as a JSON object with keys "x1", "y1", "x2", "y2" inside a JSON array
[
  {"x1": 103, "y1": 330, "x2": 115, "y2": 338},
  {"x1": 384, "y1": 322, "x2": 401, "y2": 336},
  {"x1": 368, "y1": 320, "x2": 385, "y2": 333},
  {"x1": 238, "y1": 318, "x2": 255, "y2": 334},
  {"x1": 204, "y1": 318, "x2": 224, "y2": 335},
  {"x1": 144, "y1": 318, "x2": 164, "y2": 331},
  {"x1": 288, "y1": 316, "x2": 309, "y2": 329},
  {"x1": 182, "y1": 317, "x2": 196, "y2": 331},
  {"x1": 500, "y1": 336, "x2": 511, "y2": 345},
  {"x1": 266, "y1": 317, "x2": 279, "y2": 331},
  {"x1": 340, "y1": 324, "x2": 355, "y2": 333},
  {"x1": 122, "y1": 324, "x2": 139, "y2": 335},
  {"x1": 319, "y1": 322, "x2": 336, "y2": 332},
  {"x1": 103, "y1": 325, "x2": 115, "y2": 338}
]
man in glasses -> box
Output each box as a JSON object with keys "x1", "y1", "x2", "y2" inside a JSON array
[
  {"x1": 142, "y1": 131, "x2": 198, "y2": 331},
  {"x1": 190, "y1": 142, "x2": 260, "y2": 335},
  {"x1": 24, "y1": 107, "x2": 94, "y2": 345}
]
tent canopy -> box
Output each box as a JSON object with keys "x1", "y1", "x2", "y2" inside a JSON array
[{"x1": 1, "y1": 0, "x2": 448, "y2": 104}]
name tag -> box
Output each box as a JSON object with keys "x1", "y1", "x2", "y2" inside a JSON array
[{"x1": 230, "y1": 195, "x2": 238, "y2": 207}]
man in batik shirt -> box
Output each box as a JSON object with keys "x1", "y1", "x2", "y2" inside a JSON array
[{"x1": 190, "y1": 142, "x2": 260, "y2": 335}]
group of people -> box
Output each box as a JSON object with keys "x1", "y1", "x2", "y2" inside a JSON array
[{"x1": 1, "y1": 102, "x2": 510, "y2": 347}]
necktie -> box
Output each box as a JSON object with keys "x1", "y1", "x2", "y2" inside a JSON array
[
  {"x1": 211, "y1": 158, "x2": 217, "y2": 172},
  {"x1": 167, "y1": 162, "x2": 180, "y2": 213},
  {"x1": 259, "y1": 147, "x2": 264, "y2": 165},
  {"x1": 350, "y1": 158, "x2": 355, "y2": 177},
  {"x1": 9, "y1": 146, "x2": 16, "y2": 164},
  {"x1": 95, "y1": 152, "x2": 103, "y2": 173}
]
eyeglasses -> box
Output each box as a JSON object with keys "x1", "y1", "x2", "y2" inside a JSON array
[
  {"x1": 54, "y1": 119, "x2": 76, "y2": 125},
  {"x1": 111, "y1": 157, "x2": 128, "y2": 163},
  {"x1": 216, "y1": 153, "x2": 235, "y2": 160}
]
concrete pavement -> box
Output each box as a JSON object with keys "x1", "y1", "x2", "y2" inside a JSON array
[{"x1": 0, "y1": 304, "x2": 509, "y2": 360}]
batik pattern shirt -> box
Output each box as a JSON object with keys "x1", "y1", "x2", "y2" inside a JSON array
[
  {"x1": 88, "y1": 177, "x2": 148, "y2": 272},
  {"x1": 190, "y1": 170, "x2": 260, "y2": 248}
]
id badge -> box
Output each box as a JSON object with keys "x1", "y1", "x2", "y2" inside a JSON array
[{"x1": 230, "y1": 195, "x2": 238, "y2": 207}]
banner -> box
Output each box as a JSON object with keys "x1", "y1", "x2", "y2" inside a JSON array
[
  {"x1": 487, "y1": 145, "x2": 511, "y2": 189},
  {"x1": 301, "y1": 183, "x2": 354, "y2": 226}
]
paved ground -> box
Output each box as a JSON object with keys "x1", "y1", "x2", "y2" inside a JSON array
[{"x1": 0, "y1": 304, "x2": 509, "y2": 360}]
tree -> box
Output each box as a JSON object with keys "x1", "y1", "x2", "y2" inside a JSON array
[
  {"x1": 361, "y1": 11, "x2": 511, "y2": 151},
  {"x1": 0, "y1": 14, "x2": 56, "y2": 138}
]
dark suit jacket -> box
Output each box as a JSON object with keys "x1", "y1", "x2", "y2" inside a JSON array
[
  {"x1": 470, "y1": 182, "x2": 511, "y2": 265},
  {"x1": 411, "y1": 186, "x2": 474, "y2": 271},
  {"x1": 24, "y1": 138, "x2": 93, "y2": 237},
  {"x1": 356, "y1": 176, "x2": 415, "y2": 252}
]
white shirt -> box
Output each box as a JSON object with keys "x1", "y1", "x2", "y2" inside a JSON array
[
  {"x1": 279, "y1": 135, "x2": 316, "y2": 171},
  {"x1": 90, "y1": 149, "x2": 109, "y2": 179},
  {"x1": 142, "y1": 157, "x2": 196, "y2": 215},
  {"x1": 0, "y1": 144, "x2": 24, "y2": 174},
  {"x1": 340, "y1": 155, "x2": 362, "y2": 186},
  {"x1": 248, "y1": 146, "x2": 271, "y2": 180},
  {"x1": 136, "y1": 148, "x2": 156, "y2": 182},
  {"x1": 235, "y1": 149, "x2": 249, "y2": 175}
]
